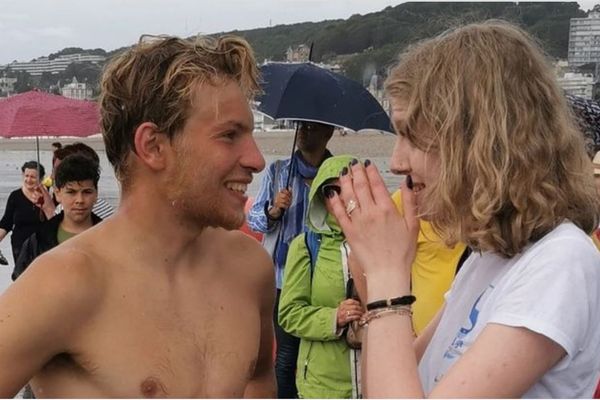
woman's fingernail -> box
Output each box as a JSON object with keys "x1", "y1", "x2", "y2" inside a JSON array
[
  {"x1": 406, "y1": 175, "x2": 413, "y2": 190},
  {"x1": 341, "y1": 167, "x2": 348, "y2": 176},
  {"x1": 364, "y1": 159, "x2": 371, "y2": 167},
  {"x1": 350, "y1": 158, "x2": 358, "y2": 166}
]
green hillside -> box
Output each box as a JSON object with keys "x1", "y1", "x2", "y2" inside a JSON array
[
  {"x1": 222, "y1": 2, "x2": 586, "y2": 83},
  {"x1": 5, "y1": 2, "x2": 592, "y2": 94}
]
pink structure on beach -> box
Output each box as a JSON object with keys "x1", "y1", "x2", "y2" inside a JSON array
[{"x1": 0, "y1": 90, "x2": 100, "y2": 138}]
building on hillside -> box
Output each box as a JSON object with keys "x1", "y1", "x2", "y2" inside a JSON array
[
  {"x1": 0, "y1": 75, "x2": 17, "y2": 97},
  {"x1": 61, "y1": 77, "x2": 93, "y2": 100},
  {"x1": 568, "y1": 5, "x2": 600, "y2": 67},
  {"x1": 557, "y1": 72, "x2": 595, "y2": 99},
  {"x1": 3, "y1": 53, "x2": 105, "y2": 76},
  {"x1": 286, "y1": 45, "x2": 311, "y2": 62}
]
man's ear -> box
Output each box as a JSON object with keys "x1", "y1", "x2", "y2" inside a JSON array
[
  {"x1": 54, "y1": 187, "x2": 62, "y2": 204},
  {"x1": 133, "y1": 122, "x2": 171, "y2": 171}
]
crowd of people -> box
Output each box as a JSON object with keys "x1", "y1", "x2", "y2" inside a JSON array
[{"x1": 0, "y1": 19, "x2": 599, "y2": 399}]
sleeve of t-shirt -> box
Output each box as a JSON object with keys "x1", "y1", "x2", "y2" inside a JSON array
[
  {"x1": 487, "y1": 232, "x2": 600, "y2": 362},
  {"x1": 0, "y1": 190, "x2": 17, "y2": 232}
]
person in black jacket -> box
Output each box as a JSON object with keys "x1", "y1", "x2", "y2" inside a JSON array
[{"x1": 13, "y1": 154, "x2": 102, "y2": 280}]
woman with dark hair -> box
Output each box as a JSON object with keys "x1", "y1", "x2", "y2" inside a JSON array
[{"x1": 0, "y1": 161, "x2": 54, "y2": 264}]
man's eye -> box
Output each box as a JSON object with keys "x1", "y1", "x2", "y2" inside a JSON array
[{"x1": 222, "y1": 131, "x2": 237, "y2": 140}]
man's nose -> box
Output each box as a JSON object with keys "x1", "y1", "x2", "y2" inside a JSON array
[{"x1": 242, "y1": 136, "x2": 266, "y2": 173}]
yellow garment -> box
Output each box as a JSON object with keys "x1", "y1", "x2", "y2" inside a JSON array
[{"x1": 391, "y1": 190, "x2": 466, "y2": 334}]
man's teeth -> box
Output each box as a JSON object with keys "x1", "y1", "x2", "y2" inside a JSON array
[{"x1": 226, "y1": 183, "x2": 247, "y2": 193}]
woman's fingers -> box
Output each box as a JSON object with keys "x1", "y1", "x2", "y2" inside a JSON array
[
  {"x1": 348, "y1": 159, "x2": 375, "y2": 210},
  {"x1": 365, "y1": 161, "x2": 393, "y2": 206},
  {"x1": 400, "y1": 176, "x2": 420, "y2": 236},
  {"x1": 328, "y1": 191, "x2": 354, "y2": 234}
]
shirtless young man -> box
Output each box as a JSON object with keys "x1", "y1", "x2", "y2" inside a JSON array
[{"x1": 0, "y1": 35, "x2": 275, "y2": 398}]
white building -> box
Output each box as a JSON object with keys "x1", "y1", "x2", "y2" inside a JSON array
[
  {"x1": 557, "y1": 72, "x2": 595, "y2": 99},
  {"x1": 61, "y1": 77, "x2": 94, "y2": 100},
  {"x1": 0, "y1": 76, "x2": 17, "y2": 97},
  {"x1": 568, "y1": 6, "x2": 600, "y2": 67},
  {"x1": 4, "y1": 53, "x2": 105, "y2": 76}
]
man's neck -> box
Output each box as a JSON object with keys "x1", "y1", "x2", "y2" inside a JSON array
[
  {"x1": 60, "y1": 217, "x2": 94, "y2": 235},
  {"x1": 299, "y1": 148, "x2": 327, "y2": 167},
  {"x1": 116, "y1": 186, "x2": 208, "y2": 267}
]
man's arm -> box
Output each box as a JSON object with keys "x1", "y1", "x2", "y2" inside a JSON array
[
  {"x1": 0, "y1": 249, "x2": 101, "y2": 397},
  {"x1": 243, "y1": 243, "x2": 276, "y2": 398}
]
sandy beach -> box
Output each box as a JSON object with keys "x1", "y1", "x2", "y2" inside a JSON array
[{"x1": 0, "y1": 129, "x2": 397, "y2": 157}]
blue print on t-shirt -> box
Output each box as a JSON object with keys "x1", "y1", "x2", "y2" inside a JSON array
[{"x1": 443, "y1": 285, "x2": 493, "y2": 360}]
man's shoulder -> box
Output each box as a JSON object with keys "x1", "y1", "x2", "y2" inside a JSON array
[
  {"x1": 211, "y1": 228, "x2": 270, "y2": 259},
  {"x1": 13, "y1": 242, "x2": 106, "y2": 318},
  {"x1": 207, "y1": 228, "x2": 273, "y2": 278}
]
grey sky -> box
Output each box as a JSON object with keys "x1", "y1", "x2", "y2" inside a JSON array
[{"x1": 0, "y1": 0, "x2": 597, "y2": 65}]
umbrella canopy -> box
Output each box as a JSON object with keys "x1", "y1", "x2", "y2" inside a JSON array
[
  {"x1": 566, "y1": 94, "x2": 600, "y2": 156},
  {"x1": 256, "y1": 62, "x2": 393, "y2": 133},
  {"x1": 0, "y1": 90, "x2": 100, "y2": 138}
]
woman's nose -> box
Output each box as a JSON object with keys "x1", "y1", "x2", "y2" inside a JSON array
[{"x1": 390, "y1": 137, "x2": 410, "y2": 175}]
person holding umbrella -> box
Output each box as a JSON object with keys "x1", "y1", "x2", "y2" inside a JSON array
[{"x1": 247, "y1": 120, "x2": 334, "y2": 398}]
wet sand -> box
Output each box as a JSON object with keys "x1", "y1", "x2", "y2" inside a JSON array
[{"x1": 0, "y1": 130, "x2": 396, "y2": 158}]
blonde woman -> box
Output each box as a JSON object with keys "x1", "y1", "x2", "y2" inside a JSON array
[{"x1": 327, "y1": 21, "x2": 600, "y2": 398}]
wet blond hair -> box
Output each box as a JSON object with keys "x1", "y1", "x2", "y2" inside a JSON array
[
  {"x1": 99, "y1": 34, "x2": 260, "y2": 186},
  {"x1": 385, "y1": 20, "x2": 599, "y2": 257}
]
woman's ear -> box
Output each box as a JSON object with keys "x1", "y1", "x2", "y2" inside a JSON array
[{"x1": 133, "y1": 122, "x2": 170, "y2": 171}]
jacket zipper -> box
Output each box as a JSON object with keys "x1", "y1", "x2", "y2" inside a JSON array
[{"x1": 303, "y1": 341, "x2": 313, "y2": 379}]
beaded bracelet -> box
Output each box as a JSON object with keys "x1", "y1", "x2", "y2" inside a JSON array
[
  {"x1": 359, "y1": 305, "x2": 413, "y2": 327},
  {"x1": 366, "y1": 295, "x2": 416, "y2": 311}
]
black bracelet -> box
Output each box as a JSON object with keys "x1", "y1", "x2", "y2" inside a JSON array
[
  {"x1": 264, "y1": 201, "x2": 283, "y2": 221},
  {"x1": 366, "y1": 295, "x2": 416, "y2": 311}
]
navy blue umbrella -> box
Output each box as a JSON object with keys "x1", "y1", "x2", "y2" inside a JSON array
[
  {"x1": 566, "y1": 94, "x2": 600, "y2": 156},
  {"x1": 257, "y1": 62, "x2": 393, "y2": 133}
]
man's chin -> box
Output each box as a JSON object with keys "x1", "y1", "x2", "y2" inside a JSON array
[{"x1": 202, "y1": 210, "x2": 245, "y2": 231}]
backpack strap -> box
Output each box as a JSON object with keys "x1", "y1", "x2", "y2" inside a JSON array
[{"x1": 304, "y1": 230, "x2": 321, "y2": 280}]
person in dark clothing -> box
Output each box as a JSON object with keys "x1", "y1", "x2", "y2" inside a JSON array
[
  {"x1": 13, "y1": 154, "x2": 102, "y2": 280},
  {"x1": 0, "y1": 161, "x2": 53, "y2": 265}
]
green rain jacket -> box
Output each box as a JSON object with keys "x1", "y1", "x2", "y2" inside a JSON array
[{"x1": 279, "y1": 155, "x2": 361, "y2": 399}]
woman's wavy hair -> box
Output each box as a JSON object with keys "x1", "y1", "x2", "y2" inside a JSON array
[
  {"x1": 99, "y1": 34, "x2": 260, "y2": 186},
  {"x1": 385, "y1": 20, "x2": 600, "y2": 257}
]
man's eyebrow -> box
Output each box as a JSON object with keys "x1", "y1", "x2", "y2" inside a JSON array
[{"x1": 214, "y1": 120, "x2": 252, "y2": 131}]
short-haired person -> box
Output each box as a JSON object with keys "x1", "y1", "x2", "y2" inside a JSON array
[
  {"x1": 13, "y1": 154, "x2": 103, "y2": 280},
  {"x1": 52, "y1": 142, "x2": 114, "y2": 219},
  {"x1": 328, "y1": 21, "x2": 600, "y2": 397},
  {"x1": 0, "y1": 34, "x2": 275, "y2": 397}
]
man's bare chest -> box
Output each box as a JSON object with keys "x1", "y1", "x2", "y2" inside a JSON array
[{"x1": 34, "y1": 290, "x2": 262, "y2": 397}]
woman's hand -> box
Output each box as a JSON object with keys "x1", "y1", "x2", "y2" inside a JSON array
[
  {"x1": 336, "y1": 299, "x2": 363, "y2": 328},
  {"x1": 328, "y1": 160, "x2": 419, "y2": 300},
  {"x1": 37, "y1": 184, "x2": 56, "y2": 219}
]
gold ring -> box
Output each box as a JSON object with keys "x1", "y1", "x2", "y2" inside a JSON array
[
  {"x1": 346, "y1": 311, "x2": 350, "y2": 317},
  {"x1": 345, "y1": 199, "x2": 358, "y2": 215}
]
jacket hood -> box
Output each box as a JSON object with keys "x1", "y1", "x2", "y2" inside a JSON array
[{"x1": 307, "y1": 155, "x2": 356, "y2": 233}]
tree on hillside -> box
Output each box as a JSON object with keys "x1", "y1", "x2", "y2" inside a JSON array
[{"x1": 13, "y1": 71, "x2": 33, "y2": 93}]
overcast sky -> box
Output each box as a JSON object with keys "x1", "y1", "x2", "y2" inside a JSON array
[{"x1": 1, "y1": 0, "x2": 597, "y2": 65}]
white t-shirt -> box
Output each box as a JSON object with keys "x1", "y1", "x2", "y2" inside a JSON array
[{"x1": 419, "y1": 222, "x2": 600, "y2": 398}]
